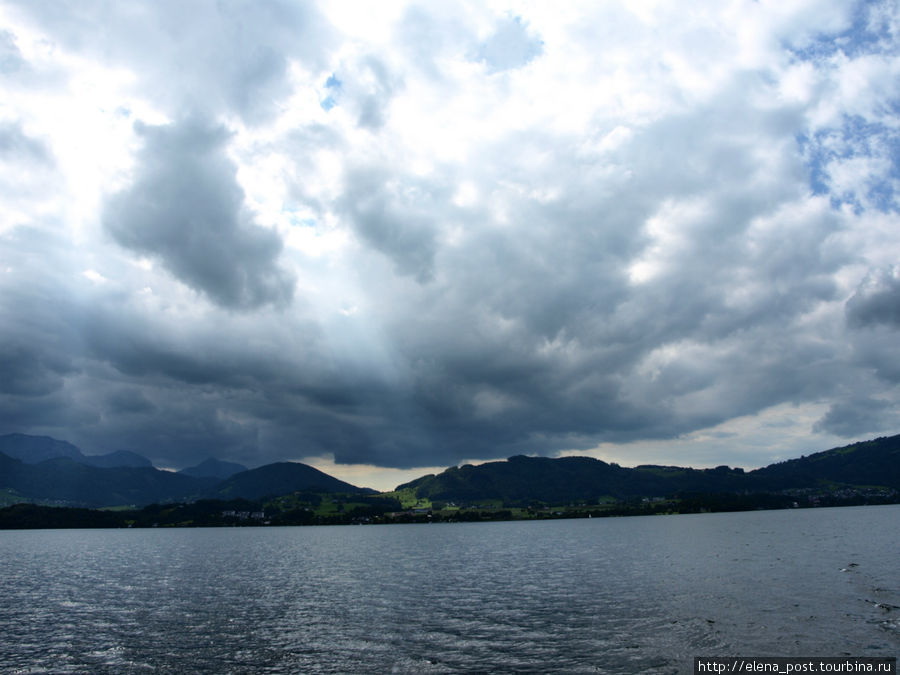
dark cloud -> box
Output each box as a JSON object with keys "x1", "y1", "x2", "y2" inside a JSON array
[
  {"x1": 104, "y1": 389, "x2": 156, "y2": 416},
  {"x1": 51, "y1": 382, "x2": 266, "y2": 468},
  {"x1": 0, "y1": 228, "x2": 81, "y2": 400},
  {"x1": 307, "y1": 101, "x2": 852, "y2": 466},
  {"x1": 813, "y1": 397, "x2": 896, "y2": 437},
  {"x1": 340, "y1": 167, "x2": 440, "y2": 282},
  {"x1": 79, "y1": 303, "x2": 306, "y2": 392},
  {"x1": 0, "y1": 81, "x2": 873, "y2": 472},
  {"x1": 104, "y1": 117, "x2": 295, "y2": 310},
  {"x1": 846, "y1": 267, "x2": 900, "y2": 328},
  {"x1": 0, "y1": 343, "x2": 74, "y2": 397},
  {"x1": 0, "y1": 231, "x2": 92, "y2": 441}
]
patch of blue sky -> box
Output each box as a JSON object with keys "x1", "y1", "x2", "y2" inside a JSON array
[
  {"x1": 866, "y1": 176, "x2": 899, "y2": 213},
  {"x1": 796, "y1": 132, "x2": 832, "y2": 196},
  {"x1": 797, "y1": 115, "x2": 900, "y2": 213},
  {"x1": 787, "y1": 2, "x2": 895, "y2": 63},
  {"x1": 279, "y1": 203, "x2": 316, "y2": 228},
  {"x1": 289, "y1": 215, "x2": 318, "y2": 230},
  {"x1": 785, "y1": 3, "x2": 900, "y2": 213},
  {"x1": 321, "y1": 73, "x2": 341, "y2": 111},
  {"x1": 787, "y1": 0, "x2": 899, "y2": 208}
]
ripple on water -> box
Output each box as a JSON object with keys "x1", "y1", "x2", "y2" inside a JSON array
[{"x1": 0, "y1": 506, "x2": 898, "y2": 673}]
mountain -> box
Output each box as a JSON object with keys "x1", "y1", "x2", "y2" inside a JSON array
[
  {"x1": 0, "y1": 434, "x2": 374, "y2": 507},
  {"x1": 750, "y1": 434, "x2": 900, "y2": 491},
  {"x1": 0, "y1": 433, "x2": 84, "y2": 463},
  {"x1": 0, "y1": 433, "x2": 153, "y2": 469},
  {"x1": 179, "y1": 457, "x2": 248, "y2": 480},
  {"x1": 0, "y1": 451, "x2": 372, "y2": 508},
  {"x1": 4, "y1": 432, "x2": 897, "y2": 510},
  {"x1": 398, "y1": 434, "x2": 900, "y2": 503},
  {"x1": 398, "y1": 455, "x2": 750, "y2": 504},
  {"x1": 210, "y1": 462, "x2": 376, "y2": 501},
  {"x1": 0, "y1": 451, "x2": 213, "y2": 507}
]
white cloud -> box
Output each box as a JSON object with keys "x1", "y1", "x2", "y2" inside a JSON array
[{"x1": 81, "y1": 269, "x2": 106, "y2": 284}]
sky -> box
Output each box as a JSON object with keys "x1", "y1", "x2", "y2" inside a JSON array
[{"x1": 1, "y1": 0, "x2": 899, "y2": 491}]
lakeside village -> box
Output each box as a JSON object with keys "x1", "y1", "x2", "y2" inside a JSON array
[
  {"x1": 7, "y1": 485, "x2": 898, "y2": 530},
  {"x1": 215, "y1": 482, "x2": 899, "y2": 527}
]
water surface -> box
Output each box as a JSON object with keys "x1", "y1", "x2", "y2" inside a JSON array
[{"x1": 2, "y1": 505, "x2": 898, "y2": 673}]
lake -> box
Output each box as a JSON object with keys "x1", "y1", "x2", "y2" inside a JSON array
[{"x1": 1, "y1": 505, "x2": 898, "y2": 673}]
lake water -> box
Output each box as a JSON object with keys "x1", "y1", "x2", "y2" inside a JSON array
[{"x1": 1, "y1": 505, "x2": 897, "y2": 674}]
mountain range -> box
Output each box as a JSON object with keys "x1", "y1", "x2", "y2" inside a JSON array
[
  {"x1": 0, "y1": 433, "x2": 152, "y2": 469},
  {"x1": 400, "y1": 435, "x2": 900, "y2": 504},
  {"x1": 0, "y1": 433, "x2": 249, "y2": 476},
  {"x1": 0, "y1": 432, "x2": 898, "y2": 509},
  {"x1": 0, "y1": 433, "x2": 369, "y2": 507}
]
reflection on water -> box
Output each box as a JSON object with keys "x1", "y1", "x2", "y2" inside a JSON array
[{"x1": 1, "y1": 505, "x2": 898, "y2": 673}]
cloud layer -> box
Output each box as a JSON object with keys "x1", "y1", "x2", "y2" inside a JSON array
[{"x1": 1, "y1": 0, "x2": 899, "y2": 481}]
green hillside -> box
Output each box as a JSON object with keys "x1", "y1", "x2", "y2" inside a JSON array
[
  {"x1": 397, "y1": 435, "x2": 900, "y2": 503},
  {"x1": 208, "y1": 461, "x2": 376, "y2": 500}
]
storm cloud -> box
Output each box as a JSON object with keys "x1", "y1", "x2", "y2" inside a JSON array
[
  {"x1": 104, "y1": 117, "x2": 295, "y2": 310},
  {"x1": 1, "y1": 0, "x2": 899, "y2": 486},
  {"x1": 846, "y1": 266, "x2": 900, "y2": 328}
]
